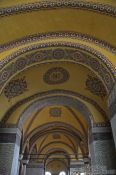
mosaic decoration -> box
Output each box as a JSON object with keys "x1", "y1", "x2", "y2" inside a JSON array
[
  {"x1": 0, "y1": 0, "x2": 115, "y2": 18},
  {"x1": 49, "y1": 107, "x2": 61, "y2": 117},
  {"x1": 0, "y1": 32, "x2": 115, "y2": 54},
  {"x1": 4, "y1": 76, "x2": 27, "y2": 101},
  {"x1": 43, "y1": 67, "x2": 69, "y2": 85},
  {"x1": 53, "y1": 133, "x2": 61, "y2": 139},
  {"x1": 0, "y1": 43, "x2": 115, "y2": 93},
  {"x1": 86, "y1": 75, "x2": 107, "y2": 98}
]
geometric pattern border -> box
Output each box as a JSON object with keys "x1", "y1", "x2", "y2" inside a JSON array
[
  {"x1": 0, "y1": 1, "x2": 116, "y2": 18},
  {"x1": 0, "y1": 32, "x2": 116, "y2": 54}
]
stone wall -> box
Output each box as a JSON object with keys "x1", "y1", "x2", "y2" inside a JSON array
[
  {"x1": 26, "y1": 164, "x2": 44, "y2": 175},
  {"x1": 89, "y1": 127, "x2": 116, "y2": 175},
  {"x1": 0, "y1": 128, "x2": 21, "y2": 175}
]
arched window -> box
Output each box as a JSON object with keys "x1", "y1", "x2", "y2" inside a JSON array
[
  {"x1": 59, "y1": 171, "x2": 66, "y2": 175},
  {"x1": 45, "y1": 172, "x2": 52, "y2": 175}
]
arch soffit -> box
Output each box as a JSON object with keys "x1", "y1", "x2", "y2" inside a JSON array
[
  {"x1": 23, "y1": 121, "x2": 86, "y2": 151},
  {"x1": 30, "y1": 130, "x2": 80, "y2": 154},
  {"x1": 24, "y1": 122, "x2": 87, "y2": 156},
  {"x1": 18, "y1": 95, "x2": 93, "y2": 129},
  {"x1": 2, "y1": 89, "x2": 107, "y2": 125},
  {"x1": 44, "y1": 149, "x2": 71, "y2": 165},
  {"x1": 38, "y1": 141, "x2": 76, "y2": 155},
  {"x1": 0, "y1": 42, "x2": 115, "y2": 94},
  {"x1": 31, "y1": 133, "x2": 78, "y2": 156},
  {"x1": 24, "y1": 106, "x2": 87, "y2": 137}
]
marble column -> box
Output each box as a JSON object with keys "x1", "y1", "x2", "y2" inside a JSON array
[
  {"x1": 0, "y1": 127, "x2": 21, "y2": 175},
  {"x1": 89, "y1": 127, "x2": 116, "y2": 175},
  {"x1": 20, "y1": 160, "x2": 29, "y2": 175},
  {"x1": 108, "y1": 83, "x2": 116, "y2": 147}
]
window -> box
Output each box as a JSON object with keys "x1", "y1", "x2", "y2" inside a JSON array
[
  {"x1": 45, "y1": 172, "x2": 51, "y2": 175},
  {"x1": 59, "y1": 171, "x2": 66, "y2": 175}
]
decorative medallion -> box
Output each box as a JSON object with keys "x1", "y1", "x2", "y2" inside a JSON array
[
  {"x1": 86, "y1": 75, "x2": 107, "y2": 98},
  {"x1": 43, "y1": 67, "x2": 69, "y2": 85},
  {"x1": 4, "y1": 76, "x2": 27, "y2": 101},
  {"x1": 49, "y1": 107, "x2": 61, "y2": 117},
  {"x1": 53, "y1": 133, "x2": 61, "y2": 139}
]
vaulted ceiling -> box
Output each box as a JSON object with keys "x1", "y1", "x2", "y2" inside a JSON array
[{"x1": 0, "y1": 0, "x2": 116, "y2": 166}]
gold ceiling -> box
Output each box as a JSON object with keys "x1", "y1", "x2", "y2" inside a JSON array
[{"x1": 0, "y1": 0, "x2": 115, "y2": 165}]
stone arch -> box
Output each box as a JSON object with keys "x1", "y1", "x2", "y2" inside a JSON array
[{"x1": 18, "y1": 95, "x2": 93, "y2": 129}]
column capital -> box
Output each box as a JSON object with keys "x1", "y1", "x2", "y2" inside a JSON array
[
  {"x1": 89, "y1": 129, "x2": 113, "y2": 144},
  {"x1": 0, "y1": 127, "x2": 22, "y2": 138},
  {"x1": 83, "y1": 157, "x2": 91, "y2": 164},
  {"x1": 21, "y1": 159, "x2": 29, "y2": 165},
  {"x1": 90, "y1": 126, "x2": 111, "y2": 133}
]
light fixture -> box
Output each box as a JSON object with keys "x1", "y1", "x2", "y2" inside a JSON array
[
  {"x1": 45, "y1": 172, "x2": 51, "y2": 175},
  {"x1": 59, "y1": 171, "x2": 66, "y2": 175}
]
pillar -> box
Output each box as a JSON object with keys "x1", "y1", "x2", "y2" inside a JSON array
[
  {"x1": 0, "y1": 127, "x2": 21, "y2": 175},
  {"x1": 108, "y1": 83, "x2": 116, "y2": 147},
  {"x1": 20, "y1": 160, "x2": 29, "y2": 175},
  {"x1": 89, "y1": 127, "x2": 116, "y2": 175},
  {"x1": 83, "y1": 157, "x2": 91, "y2": 175}
]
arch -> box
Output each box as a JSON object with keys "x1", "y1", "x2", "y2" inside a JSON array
[
  {"x1": 2, "y1": 90, "x2": 107, "y2": 125},
  {"x1": 22, "y1": 122, "x2": 87, "y2": 156},
  {"x1": 0, "y1": 43, "x2": 115, "y2": 93},
  {"x1": 18, "y1": 95, "x2": 93, "y2": 129}
]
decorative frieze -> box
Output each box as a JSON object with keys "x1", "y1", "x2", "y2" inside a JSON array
[
  {"x1": 0, "y1": 32, "x2": 116, "y2": 54},
  {"x1": 0, "y1": 0, "x2": 115, "y2": 18}
]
